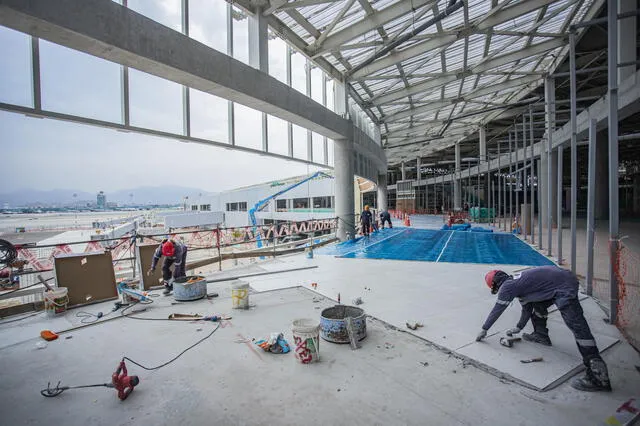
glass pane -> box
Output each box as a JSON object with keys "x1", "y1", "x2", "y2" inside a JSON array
[
  {"x1": 190, "y1": 88, "x2": 228, "y2": 143},
  {"x1": 128, "y1": 0, "x2": 181, "y2": 31},
  {"x1": 311, "y1": 67, "x2": 323, "y2": 104},
  {"x1": 267, "y1": 115, "x2": 288, "y2": 156},
  {"x1": 0, "y1": 27, "x2": 31, "y2": 107},
  {"x1": 327, "y1": 139, "x2": 334, "y2": 167},
  {"x1": 233, "y1": 6, "x2": 249, "y2": 64},
  {"x1": 40, "y1": 40, "x2": 121, "y2": 123},
  {"x1": 234, "y1": 103, "x2": 262, "y2": 150},
  {"x1": 268, "y1": 34, "x2": 287, "y2": 84},
  {"x1": 326, "y1": 79, "x2": 335, "y2": 111},
  {"x1": 189, "y1": 0, "x2": 227, "y2": 53},
  {"x1": 129, "y1": 68, "x2": 183, "y2": 134},
  {"x1": 291, "y1": 52, "x2": 306, "y2": 95},
  {"x1": 292, "y1": 124, "x2": 307, "y2": 159},
  {"x1": 312, "y1": 132, "x2": 324, "y2": 164}
]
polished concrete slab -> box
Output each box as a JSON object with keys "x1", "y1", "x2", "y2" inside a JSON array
[{"x1": 238, "y1": 254, "x2": 627, "y2": 390}]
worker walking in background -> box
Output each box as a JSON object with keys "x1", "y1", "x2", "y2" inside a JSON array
[
  {"x1": 360, "y1": 205, "x2": 373, "y2": 236},
  {"x1": 379, "y1": 210, "x2": 392, "y2": 229},
  {"x1": 475, "y1": 266, "x2": 611, "y2": 392},
  {"x1": 147, "y1": 238, "x2": 188, "y2": 295}
]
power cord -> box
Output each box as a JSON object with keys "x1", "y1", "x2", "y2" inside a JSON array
[{"x1": 122, "y1": 323, "x2": 220, "y2": 371}]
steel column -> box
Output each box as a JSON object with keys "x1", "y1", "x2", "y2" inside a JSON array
[
  {"x1": 557, "y1": 145, "x2": 563, "y2": 264},
  {"x1": 509, "y1": 132, "x2": 513, "y2": 230},
  {"x1": 545, "y1": 77, "x2": 554, "y2": 256},
  {"x1": 530, "y1": 106, "x2": 535, "y2": 245},
  {"x1": 286, "y1": 46, "x2": 293, "y2": 156},
  {"x1": 30, "y1": 37, "x2": 41, "y2": 111},
  {"x1": 608, "y1": 0, "x2": 620, "y2": 324},
  {"x1": 227, "y1": 3, "x2": 235, "y2": 146},
  {"x1": 515, "y1": 125, "x2": 520, "y2": 231},
  {"x1": 306, "y1": 60, "x2": 312, "y2": 161},
  {"x1": 586, "y1": 119, "x2": 597, "y2": 296},
  {"x1": 498, "y1": 143, "x2": 501, "y2": 227},
  {"x1": 538, "y1": 158, "x2": 543, "y2": 249},
  {"x1": 322, "y1": 77, "x2": 328, "y2": 164},
  {"x1": 569, "y1": 30, "x2": 578, "y2": 273},
  {"x1": 181, "y1": 0, "x2": 191, "y2": 138},
  {"x1": 522, "y1": 113, "x2": 527, "y2": 240}
]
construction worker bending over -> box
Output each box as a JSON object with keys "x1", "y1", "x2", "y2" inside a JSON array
[
  {"x1": 147, "y1": 238, "x2": 188, "y2": 295},
  {"x1": 379, "y1": 210, "x2": 392, "y2": 229},
  {"x1": 360, "y1": 205, "x2": 372, "y2": 236},
  {"x1": 475, "y1": 266, "x2": 611, "y2": 392}
]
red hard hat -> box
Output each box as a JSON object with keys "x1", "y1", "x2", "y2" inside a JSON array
[
  {"x1": 162, "y1": 241, "x2": 175, "y2": 257},
  {"x1": 485, "y1": 270, "x2": 499, "y2": 289}
]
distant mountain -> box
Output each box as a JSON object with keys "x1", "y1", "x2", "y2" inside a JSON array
[{"x1": 0, "y1": 186, "x2": 210, "y2": 207}]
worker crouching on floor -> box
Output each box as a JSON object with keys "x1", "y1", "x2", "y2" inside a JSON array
[
  {"x1": 379, "y1": 210, "x2": 392, "y2": 229},
  {"x1": 475, "y1": 266, "x2": 612, "y2": 392},
  {"x1": 147, "y1": 238, "x2": 188, "y2": 295},
  {"x1": 360, "y1": 205, "x2": 373, "y2": 236}
]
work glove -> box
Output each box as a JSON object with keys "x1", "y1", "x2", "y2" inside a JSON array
[
  {"x1": 475, "y1": 329, "x2": 487, "y2": 342},
  {"x1": 506, "y1": 327, "x2": 521, "y2": 337}
]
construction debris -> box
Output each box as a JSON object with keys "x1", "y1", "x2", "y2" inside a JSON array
[
  {"x1": 406, "y1": 321, "x2": 423, "y2": 330},
  {"x1": 520, "y1": 357, "x2": 544, "y2": 364}
]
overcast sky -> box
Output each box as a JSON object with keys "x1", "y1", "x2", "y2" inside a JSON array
[{"x1": 0, "y1": 0, "x2": 333, "y2": 194}]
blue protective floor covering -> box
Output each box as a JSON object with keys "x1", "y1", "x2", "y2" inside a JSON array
[{"x1": 317, "y1": 228, "x2": 555, "y2": 266}]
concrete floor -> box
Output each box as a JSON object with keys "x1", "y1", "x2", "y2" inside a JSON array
[
  {"x1": 1, "y1": 233, "x2": 639, "y2": 425},
  {"x1": 0, "y1": 283, "x2": 638, "y2": 426}
]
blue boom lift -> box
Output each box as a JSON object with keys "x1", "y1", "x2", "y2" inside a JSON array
[{"x1": 249, "y1": 171, "x2": 333, "y2": 248}]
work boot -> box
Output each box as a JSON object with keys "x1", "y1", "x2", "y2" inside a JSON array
[
  {"x1": 522, "y1": 332, "x2": 552, "y2": 346},
  {"x1": 162, "y1": 284, "x2": 173, "y2": 296},
  {"x1": 571, "y1": 359, "x2": 612, "y2": 392}
]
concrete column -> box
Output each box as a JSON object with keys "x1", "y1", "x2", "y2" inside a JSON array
[
  {"x1": 479, "y1": 127, "x2": 487, "y2": 205},
  {"x1": 401, "y1": 161, "x2": 406, "y2": 180},
  {"x1": 377, "y1": 172, "x2": 388, "y2": 212},
  {"x1": 454, "y1": 142, "x2": 461, "y2": 209},
  {"x1": 595, "y1": 130, "x2": 609, "y2": 219},
  {"x1": 479, "y1": 127, "x2": 487, "y2": 162},
  {"x1": 416, "y1": 157, "x2": 421, "y2": 185},
  {"x1": 334, "y1": 138, "x2": 355, "y2": 240},
  {"x1": 618, "y1": 0, "x2": 636, "y2": 83}
]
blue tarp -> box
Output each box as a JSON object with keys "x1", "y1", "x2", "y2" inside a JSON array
[{"x1": 318, "y1": 228, "x2": 554, "y2": 266}]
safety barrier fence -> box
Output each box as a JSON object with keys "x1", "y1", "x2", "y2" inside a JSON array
[{"x1": 0, "y1": 219, "x2": 338, "y2": 313}]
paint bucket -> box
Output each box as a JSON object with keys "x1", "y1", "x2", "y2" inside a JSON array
[
  {"x1": 231, "y1": 280, "x2": 250, "y2": 309},
  {"x1": 292, "y1": 318, "x2": 320, "y2": 364},
  {"x1": 305, "y1": 247, "x2": 314, "y2": 259},
  {"x1": 44, "y1": 287, "x2": 68, "y2": 317}
]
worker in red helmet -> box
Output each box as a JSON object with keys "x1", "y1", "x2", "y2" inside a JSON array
[
  {"x1": 147, "y1": 238, "x2": 188, "y2": 295},
  {"x1": 476, "y1": 266, "x2": 611, "y2": 392}
]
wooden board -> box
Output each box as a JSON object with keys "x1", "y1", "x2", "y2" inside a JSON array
[
  {"x1": 137, "y1": 244, "x2": 163, "y2": 290},
  {"x1": 53, "y1": 251, "x2": 117, "y2": 307}
]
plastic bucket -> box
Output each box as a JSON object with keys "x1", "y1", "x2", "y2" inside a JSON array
[
  {"x1": 292, "y1": 318, "x2": 320, "y2": 364},
  {"x1": 231, "y1": 280, "x2": 249, "y2": 309},
  {"x1": 44, "y1": 287, "x2": 68, "y2": 317}
]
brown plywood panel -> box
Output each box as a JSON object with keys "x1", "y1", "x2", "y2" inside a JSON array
[
  {"x1": 53, "y1": 251, "x2": 117, "y2": 307},
  {"x1": 137, "y1": 244, "x2": 163, "y2": 290}
]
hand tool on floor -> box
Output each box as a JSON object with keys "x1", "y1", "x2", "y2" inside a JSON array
[
  {"x1": 499, "y1": 336, "x2": 521, "y2": 348},
  {"x1": 345, "y1": 317, "x2": 360, "y2": 350},
  {"x1": 520, "y1": 357, "x2": 544, "y2": 364},
  {"x1": 41, "y1": 360, "x2": 139, "y2": 400},
  {"x1": 168, "y1": 313, "x2": 231, "y2": 321}
]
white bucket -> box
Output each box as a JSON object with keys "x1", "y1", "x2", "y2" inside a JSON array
[
  {"x1": 44, "y1": 287, "x2": 69, "y2": 317},
  {"x1": 292, "y1": 318, "x2": 320, "y2": 364},
  {"x1": 231, "y1": 281, "x2": 249, "y2": 310}
]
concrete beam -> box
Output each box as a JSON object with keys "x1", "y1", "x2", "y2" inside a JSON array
[{"x1": 0, "y1": 0, "x2": 349, "y2": 140}]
